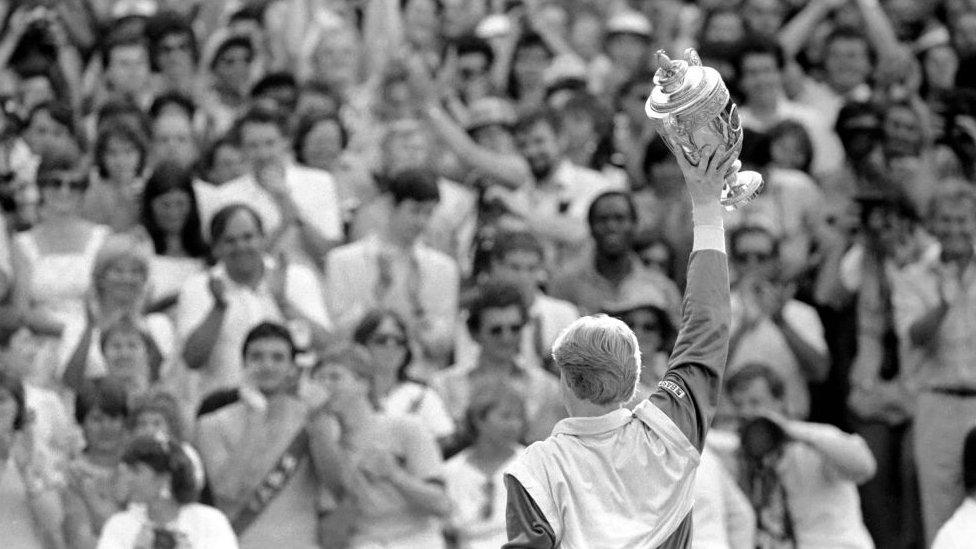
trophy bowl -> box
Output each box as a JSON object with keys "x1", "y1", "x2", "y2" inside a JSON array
[{"x1": 645, "y1": 48, "x2": 763, "y2": 210}]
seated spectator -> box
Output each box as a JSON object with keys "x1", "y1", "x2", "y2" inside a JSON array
[
  {"x1": 353, "y1": 309, "x2": 455, "y2": 442},
  {"x1": 327, "y1": 167, "x2": 459, "y2": 366},
  {"x1": 632, "y1": 233, "x2": 676, "y2": 282},
  {"x1": 149, "y1": 104, "x2": 201, "y2": 172},
  {"x1": 198, "y1": 106, "x2": 343, "y2": 265},
  {"x1": 432, "y1": 279, "x2": 563, "y2": 446},
  {"x1": 11, "y1": 150, "x2": 110, "y2": 387},
  {"x1": 177, "y1": 204, "x2": 331, "y2": 400},
  {"x1": 549, "y1": 191, "x2": 680, "y2": 318},
  {"x1": 310, "y1": 345, "x2": 452, "y2": 548},
  {"x1": 483, "y1": 230, "x2": 579, "y2": 372},
  {"x1": 62, "y1": 378, "x2": 131, "y2": 548},
  {"x1": 201, "y1": 136, "x2": 247, "y2": 187},
  {"x1": 727, "y1": 225, "x2": 830, "y2": 419},
  {"x1": 129, "y1": 390, "x2": 204, "y2": 494},
  {"x1": 196, "y1": 323, "x2": 327, "y2": 549},
  {"x1": 60, "y1": 234, "x2": 175, "y2": 393},
  {"x1": 723, "y1": 363, "x2": 876, "y2": 548},
  {"x1": 83, "y1": 121, "x2": 149, "y2": 233},
  {"x1": 0, "y1": 369, "x2": 68, "y2": 548},
  {"x1": 443, "y1": 384, "x2": 527, "y2": 549},
  {"x1": 98, "y1": 435, "x2": 237, "y2": 548},
  {"x1": 932, "y1": 426, "x2": 976, "y2": 548},
  {"x1": 140, "y1": 162, "x2": 209, "y2": 315}
]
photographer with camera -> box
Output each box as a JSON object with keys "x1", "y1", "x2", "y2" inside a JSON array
[{"x1": 724, "y1": 362, "x2": 876, "y2": 549}]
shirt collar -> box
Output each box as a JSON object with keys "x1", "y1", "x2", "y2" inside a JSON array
[{"x1": 551, "y1": 408, "x2": 634, "y2": 437}]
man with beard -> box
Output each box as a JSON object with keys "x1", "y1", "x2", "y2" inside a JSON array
[
  {"x1": 549, "y1": 191, "x2": 680, "y2": 319},
  {"x1": 507, "y1": 110, "x2": 622, "y2": 269}
]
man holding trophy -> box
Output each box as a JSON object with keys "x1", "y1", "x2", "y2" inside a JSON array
[{"x1": 502, "y1": 49, "x2": 761, "y2": 548}]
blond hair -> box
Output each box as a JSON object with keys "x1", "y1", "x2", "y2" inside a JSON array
[{"x1": 552, "y1": 315, "x2": 641, "y2": 406}]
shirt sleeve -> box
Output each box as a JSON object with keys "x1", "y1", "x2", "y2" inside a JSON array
[
  {"x1": 502, "y1": 474, "x2": 557, "y2": 549},
  {"x1": 299, "y1": 172, "x2": 343, "y2": 241},
  {"x1": 648, "y1": 235, "x2": 731, "y2": 452},
  {"x1": 175, "y1": 272, "x2": 215, "y2": 340},
  {"x1": 285, "y1": 264, "x2": 331, "y2": 329}
]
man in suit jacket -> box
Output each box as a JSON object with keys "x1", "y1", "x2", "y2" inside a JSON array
[{"x1": 325, "y1": 168, "x2": 459, "y2": 365}]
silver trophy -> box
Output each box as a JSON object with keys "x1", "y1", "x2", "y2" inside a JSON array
[{"x1": 645, "y1": 49, "x2": 763, "y2": 209}]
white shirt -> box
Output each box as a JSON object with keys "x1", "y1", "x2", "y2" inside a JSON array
[
  {"x1": 506, "y1": 401, "x2": 701, "y2": 548},
  {"x1": 692, "y1": 445, "x2": 755, "y2": 549},
  {"x1": 444, "y1": 447, "x2": 525, "y2": 549},
  {"x1": 729, "y1": 295, "x2": 827, "y2": 419},
  {"x1": 175, "y1": 258, "x2": 329, "y2": 396},
  {"x1": 932, "y1": 498, "x2": 976, "y2": 549},
  {"x1": 325, "y1": 236, "x2": 459, "y2": 343},
  {"x1": 739, "y1": 99, "x2": 845, "y2": 177},
  {"x1": 197, "y1": 164, "x2": 343, "y2": 261},
  {"x1": 97, "y1": 503, "x2": 238, "y2": 549}
]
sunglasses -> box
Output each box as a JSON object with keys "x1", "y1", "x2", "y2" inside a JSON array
[
  {"x1": 0, "y1": 172, "x2": 14, "y2": 185},
  {"x1": 159, "y1": 40, "x2": 191, "y2": 54},
  {"x1": 37, "y1": 176, "x2": 86, "y2": 191},
  {"x1": 368, "y1": 333, "x2": 406, "y2": 347},
  {"x1": 486, "y1": 323, "x2": 523, "y2": 337}
]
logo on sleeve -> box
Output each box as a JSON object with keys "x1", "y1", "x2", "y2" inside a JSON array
[{"x1": 657, "y1": 380, "x2": 686, "y2": 399}]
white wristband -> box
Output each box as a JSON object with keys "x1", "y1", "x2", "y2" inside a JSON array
[{"x1": 693, "y1": 224, "x2": 726, "y2": 253}]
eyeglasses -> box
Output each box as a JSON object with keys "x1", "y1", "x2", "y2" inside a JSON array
[
  {"x1": 368, "y1": 333, "x2": 406, "y2": 347},
  {"x1": 459, "y1": 67, "x2": 484, "y2": 81},
  {"x1": 0, "y1": 172, "x2": 14, "y2": 185},
  {"x1": 159, "y1": 40, "x2": 191, "y2": 54},
  {"x1": 486, "y1": 323, "x2": 523, "y2": 337},
  {"x1": 36, "y1": 175, "x2": 86, "y2": 191}
]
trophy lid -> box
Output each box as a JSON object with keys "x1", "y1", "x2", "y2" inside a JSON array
[{"x1": 645, "y1": 49, "x2": 726, "y2": 121}]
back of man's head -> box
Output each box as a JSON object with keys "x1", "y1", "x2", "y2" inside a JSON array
[{"x1": 552, "y1": 315, "x2": 640, "y2": 407}]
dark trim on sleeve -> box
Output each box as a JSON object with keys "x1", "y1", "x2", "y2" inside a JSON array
[
  {"x1": 649, "y1": 249, "x2": 731, "y2": 451},
  {"x1": 503, "y1": 473, "x2": 557, "y2": 549}
]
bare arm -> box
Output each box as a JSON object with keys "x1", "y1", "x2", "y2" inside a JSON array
[
  {"x1": 854, "y1": 0, "x2": 901, "y2": 57},
  {"x1": 772, "y1": 313, "x2": 830, "y2": 383},
  {"x1": 778, "y1": 0, "x2": 839, "y2": 60},
  {"x1": 182, "y1": 303, "x2": 226, "y2": 370},
  {"x1": 784, "y1": 420, "x2": 877, "y2": 484},
  {"x1": 422, "y1": 104, "x2": 531, "y2": 190}
]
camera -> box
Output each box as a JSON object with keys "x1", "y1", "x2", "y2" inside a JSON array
[{"x1": 739, "y1": 416, "x2": 788, "y2": 461}]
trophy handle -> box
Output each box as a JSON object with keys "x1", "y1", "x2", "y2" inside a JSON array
[{"x1": 684, "y1": 48, "x2": 702, "y2": 67}]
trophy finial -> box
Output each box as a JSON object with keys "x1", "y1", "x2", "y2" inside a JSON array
[{"x1": 655, "y1": 50, "x2": 673, "y2": 71}]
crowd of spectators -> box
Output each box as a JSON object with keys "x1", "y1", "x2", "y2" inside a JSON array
[{"x1": 1, "y1": 0, "x2": 976, "y2": 547}]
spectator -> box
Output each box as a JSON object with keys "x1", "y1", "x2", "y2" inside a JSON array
[
  {"x1": 82, "y1": 121, "x2": 149, "y2": 232},
  {"x1": 485, "y1": 230, "x2": 579, "y2": 372},
  {"x1": 431, "y1": 279, "x2": 563, "y2": 446},
  {"x1": 352, "y1": 309, "x2": 455, "y2": 442},
  {"x1": 892, "y1": 182, "x2": 976, "y2": 544},
  {"x1": 140, "y1": 162, "x2": 209, "y2": 314},
  {"x1": 21, "y1": 101, "x2": 76, "y2": 159},
  {"x1": 201, "y1": 34, "x2": 255, "y2": 139},
  {"x1": 0, "y1": 369, "x2": 68, "y2": 548},
  {"x1": 196, "y1": 322, "x2": 327, "y2": 548},
  {"x1": 724, "y1": 363, "x2": 876, "y2": 548},
  {"x1": 931, "y1": 426, "x2": 976, "y2": 548},
  {"x1": 146, "y1": 11, "x2": 200, "y2": 97},
  {"x1": 60, "y1": 233, "x2": 175, "y2": 393},
  {"x1": 149, "y1": 104, "x2": 200, "y2": 172},
  {"x1": 507, "y1": 109, "x2": 622, "y2": 267},
  {"x1": 129, "y1": 390, "x2": 204, "y2": 491},
  {"x1": 97, "y1": 33, "x2": 157, "y2": 112},
  {"x1": 201, "y1": 136, "x2": 247, "y2": 187},
  {"x1": 443, "y1": 384, "x2": 526, "y2": 549},
  {"x1": 727, "y1": 225, "x2": 830, "y2": 419},
  {"x1": 327, "y1": 167, "x2": 459, "y2": 365},
  {"x1": 310, "y1": 344, "x2": 452, "y2": 548},
  {"x1": 549, "y1": 191, "x2": 680, "y2": 318},
  {"x1": 98, "y1": 435, "x2": 237, "y2": 548},
  {"x1": 11, "y1": 150, "x2": 110, "y2": 387},
  {"x1": 199, "y1": 106, "x2": 343, "y2": 264},
  {"x1": 177, "y1": 204, "x2": 330, "y2": 400},
  {"x1": 62, "y1": 378, "x2": 130, "y2": 549}
]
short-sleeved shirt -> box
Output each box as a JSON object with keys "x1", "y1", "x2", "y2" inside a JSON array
[
  {"x1": 549, "y1": 253, "x2": 681, "y2": 319},
  {"x1": 175, "y1": 258, "x2": 329, "y2": 397}
]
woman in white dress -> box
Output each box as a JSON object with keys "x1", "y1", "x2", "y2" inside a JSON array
[
  {"x1": 11, "y1": 151, "x2": 110, "y2": 389},
  {"x1": 139, "y1": 162, "x2": 208, "y2": 317}
]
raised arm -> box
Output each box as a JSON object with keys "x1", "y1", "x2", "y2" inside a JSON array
[{"x1": 647, "y1": 146, "x2": 734, "y2": 452}]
